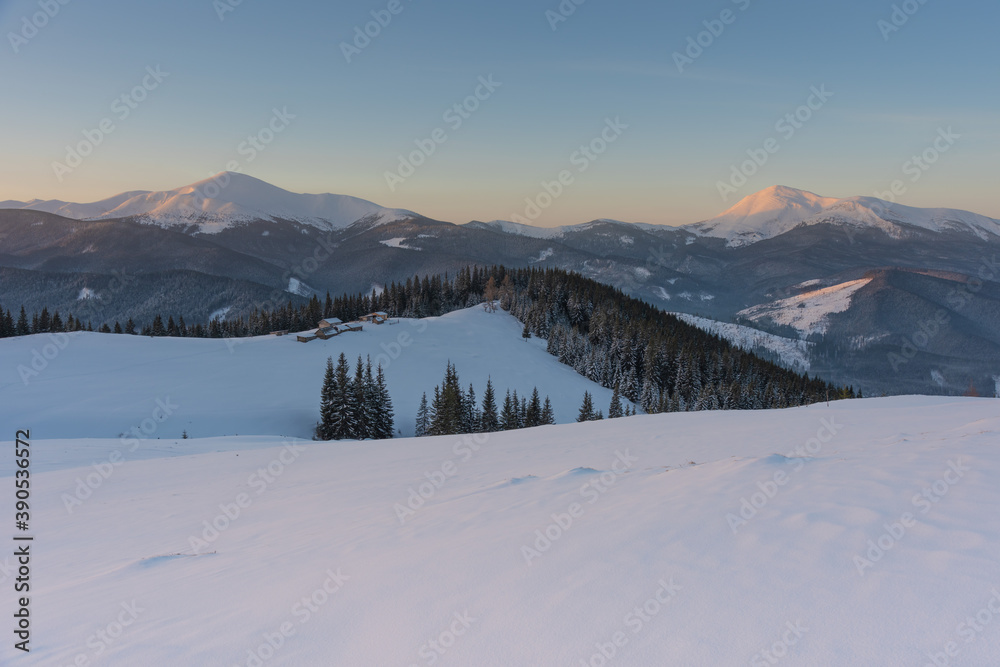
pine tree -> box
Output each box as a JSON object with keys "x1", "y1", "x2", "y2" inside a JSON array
[
  {"x1": 480, "y1": 378, "x2": 499, "y2": 432},
  {"x1": 428, "y1": 386, "x2": 444, "y2": 435},
  {"x1": 577, "y1": 391, "x2": 595, "y2": 422},
  {"x1": 329, "y1": 353, "x2": 355, "y2": 439},
  {"x1": 525, "y1": 387, "x2": 542, "y2": 427},
  {"x1": 608, "y1": 384, "x2": 624, "y2": 419},
  {"x1": 372, "y1": 363, "x2": 395, "y2": 439},
  {"x1": 500, "y1": 390, "x2": 519, "y2": 431},
  {"x1": 521, "y1": 321, "x2": 531, "y2": 342},
  {"x1": 428, "y1": 361, "x2": 465, "y2": 435},
  {"x1": 113, "y1": 321, "x2": 123, "y2": 334},
  {"x1": 125, "y1": 318, "x2": 136, "y2": 335},
  {"x1": 352, "y1": 356, "x2": 369, "y2": 440},
  {"x1": 541, "y1": 396, "x2": 555, "y2": 425},
  {"x1": 318, "y1": 356, "x2": 337, "y2": 440},
  {"x1": 16, "y1": 306, "x2": 29, "y2": 336},
  {"x1": 464, "y1": 384, "x2": 479, "y2": 433},
  {"x1": 415, "y1": 392, "x2": 430, "y2": 437}
]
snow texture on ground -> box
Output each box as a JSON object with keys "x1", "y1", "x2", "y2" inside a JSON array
[{"x1": 0, "y1": 396, "x2": 997, "y2": 665}]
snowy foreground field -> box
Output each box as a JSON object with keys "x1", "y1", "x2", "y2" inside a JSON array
[{"x1": 1, "y1": 396, "x2": 999, "y2": 665}]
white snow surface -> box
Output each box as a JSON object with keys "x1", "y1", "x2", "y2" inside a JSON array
[
  {"x1": 532, "y1": 247, "x2": 554, "y2": 263},
  {"x1": 670, "y1": 312, "x2": 811, "y2": 371},
  {"x1": 0, "y1": 307, "x2": 622, "y2": 440},
  {"x1": 286, "y1": 277, "x2": 313, "y2": 297},
  {"x1": 686, "y1": 185, "x2": 1000, "y2": 247},
  {"x1": 379, "y1": 237, "x2": 422, "y2": 250},
  {"x1": 0, "y1": 172, "x2": 415, "y2": 233},
  {"x1": 737, "y1": 278, "x2": 872, "y2": 337},
  {"x1": 208, "y1": 306, "x2": 232, "y2": 322},
  {"x1": 1, "y1": 396, "x2": 998, "y2": 665}
]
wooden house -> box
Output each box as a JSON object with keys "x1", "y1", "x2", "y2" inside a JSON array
[{"x1": 359, "y1": 312, "x2": 389, "y2": 324}]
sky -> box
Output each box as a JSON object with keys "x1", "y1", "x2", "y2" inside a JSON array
[{"x1": 0, "y1": 0, "x2": 997, "y2": 227}]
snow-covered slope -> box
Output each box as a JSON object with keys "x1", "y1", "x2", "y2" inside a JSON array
[
  {"x1": 0, "y1": 172, "x2": 415, "y2": 233},
  {"x1": 686, "y1": 185, "x2": 1000, "y2": 247},
  {"x1": 737, "y1": 279, "x2": 872, "y2": 338},
  {"x1": 1, "y1": 396, "x2": 998, "y2": 665},
  {"x1": 0, "y1": 307, "x2": 625, "y2": 439},
  {"x1": 670, "y1": 312, "x2": 811, "y2": 371}
]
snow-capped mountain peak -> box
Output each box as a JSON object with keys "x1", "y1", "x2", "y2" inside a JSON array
[
  {"x1": 686, "y1": 185, "x2": 1000, "y2": 247},
  {"x1": 0, "y1": 172, "x2": 417, "y2": 233}
]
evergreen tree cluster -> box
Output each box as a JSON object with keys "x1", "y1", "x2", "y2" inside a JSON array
[
  {"x1": 502, "y1": 268, "x2": 852, "y2": 411},
  {"x1": 415, "y1": 363, "x2": 555, "y2": 437},
  {"x1": 0, "y1": 304, "x2": 111, "y2": 336},
  {"x1": 317, "y1": 353, "x2": 394, "y2": 441}
]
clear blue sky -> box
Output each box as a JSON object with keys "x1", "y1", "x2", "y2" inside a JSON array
[{"x1": 1, "y1": 0, "x2": 997, "y2": 226}]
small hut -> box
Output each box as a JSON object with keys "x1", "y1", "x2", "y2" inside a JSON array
[{"x1": 359, "y1": 312, "x2": 389, "y2": 324}]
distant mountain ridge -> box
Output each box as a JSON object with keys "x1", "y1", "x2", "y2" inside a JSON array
[
  {"x1": 4, "y1": 177, "x2": 999, "y2": 245},
  {"x1": 0, "y1": 172, "x2": 416, "y2": 234},
  {"x1": 684, "y1": 185, "x2": 1000, "y2": 247}
]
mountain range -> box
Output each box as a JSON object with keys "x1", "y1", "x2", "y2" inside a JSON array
[{"x1": 2, "y1": 172, "x2": 998, "y2": 396}]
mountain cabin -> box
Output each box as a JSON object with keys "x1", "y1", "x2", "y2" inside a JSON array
[{"x1": 359, "y1": 312, "x2": 389, "y2": 324}]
